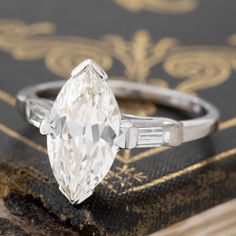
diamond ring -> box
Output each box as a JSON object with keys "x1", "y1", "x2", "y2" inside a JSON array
[{"x1": 16, "y1": 59, "x2": 220, "y2": 204}]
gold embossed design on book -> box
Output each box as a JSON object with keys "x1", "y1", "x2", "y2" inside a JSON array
[
  {"x1": 0, "y1": 20, "x2": 236, "y2": 196},
  {"x1": 113, "y1": 0, "x2": 199, "y2": 14}
]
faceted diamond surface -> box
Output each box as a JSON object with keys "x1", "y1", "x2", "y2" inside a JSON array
[{"x1": 46, "y1": 60, "x2": 121, "y2": 204}]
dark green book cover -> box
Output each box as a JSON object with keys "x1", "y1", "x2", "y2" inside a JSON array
[{"x1": 0, "y1": 0, "x2": 236, "y2": 235}]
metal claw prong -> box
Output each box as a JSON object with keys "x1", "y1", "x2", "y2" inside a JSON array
[
  {"x1": 39, "y1": 118, "x2": 53, "y2": 135},
  {"x1": 113, "y1": 132, "x2": 126, "y2": 148},
  {"x1": 71, "y1": 58, "x2": 108, "y2": 80},
  {"x1": 114, "y1": 120, "x2": 138, "y2": 149}
]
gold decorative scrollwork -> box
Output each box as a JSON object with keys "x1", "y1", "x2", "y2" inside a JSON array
[
  {"x1": 1, "y1": 20, "x2": 236, "y2": 99},
  {"x1": 103, "y1": 31, "x2": 179, "y2": 83},
  {"x1": 0, "y1": 20, "x2": 236, "y2": 195},
  {"x1": 45, "y1": 46, "x2": 113, "y2": 78},
  {"x1": 113, "y1": 0, "x2": 199, "y2": 14},
  {"x1": 1, "y1": 20, "x2": 236, "y2": 161},
  {"x1": 164, "y1": 47, "x2": 236, "y2": 93}
]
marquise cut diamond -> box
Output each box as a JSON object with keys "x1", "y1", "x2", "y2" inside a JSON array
[{"x1": 46, "y1": 59, "x2": 121, "y2": 204}]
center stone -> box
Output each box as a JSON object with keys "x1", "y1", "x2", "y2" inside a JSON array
[{"x1": 46, "y1": 59, "x2": 121, "y2": 204}]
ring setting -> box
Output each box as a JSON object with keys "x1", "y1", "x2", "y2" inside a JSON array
[
  {"x1": 17, "y1": 59, "x2": 219, "y2": 204},
  {"x1": 44, "y1": 59, "x2": 121, "y2": 204}
]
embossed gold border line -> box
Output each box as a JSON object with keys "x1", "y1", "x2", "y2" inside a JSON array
[
  {"x1": 1, "y1": 91, "x2": 236, "y2": 194},
  {"x1": 0, "y1": 90, "x2": 126, "y2": 160},
  {"x1": 1, "y1": 89, "x2": 236, "y2": 163},
  {"x1": 1, "y1": 117, "x2": 235, "y2": 159},
  {"x1": 0, "y1": 123, "x2": 47, "y2": 154},
  {"x1": 126, "y1": 147, "x2": 236, "y2": 193},
  {"x1": 1, "y1": 121, "x2": 236, "y2": 194},
  {"x1": 124, "y1": 117, "x2": 236, "y2": 164},
  {"x1": 219, "y1": 118, "x2": 236, "y2": 130},
  {"x1": 0, "y1": 90, "x2": 16, "y2": 106}
]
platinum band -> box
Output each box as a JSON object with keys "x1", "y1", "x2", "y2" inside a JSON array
[{"x1": 16, "y1": 80, "x2": 219, "y2": 149}]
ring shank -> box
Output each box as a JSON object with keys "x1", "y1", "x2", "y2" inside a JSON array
[{"x1": 16, "y1": 80, "x2": 219, "y2": 148}]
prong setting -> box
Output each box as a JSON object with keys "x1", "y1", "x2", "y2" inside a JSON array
[
  {"x1": 45, "y1": 59, "x2": 120, "y2": 204},
  {"x1": 39, "y1": 117, "x2": 54, "y2": 135},
  {"x1": 17, "y1": 58, "x2": 220, "y2": 205},
  {"x1": 71, "y1": 58, "x2": 108, "y2": 80}
]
